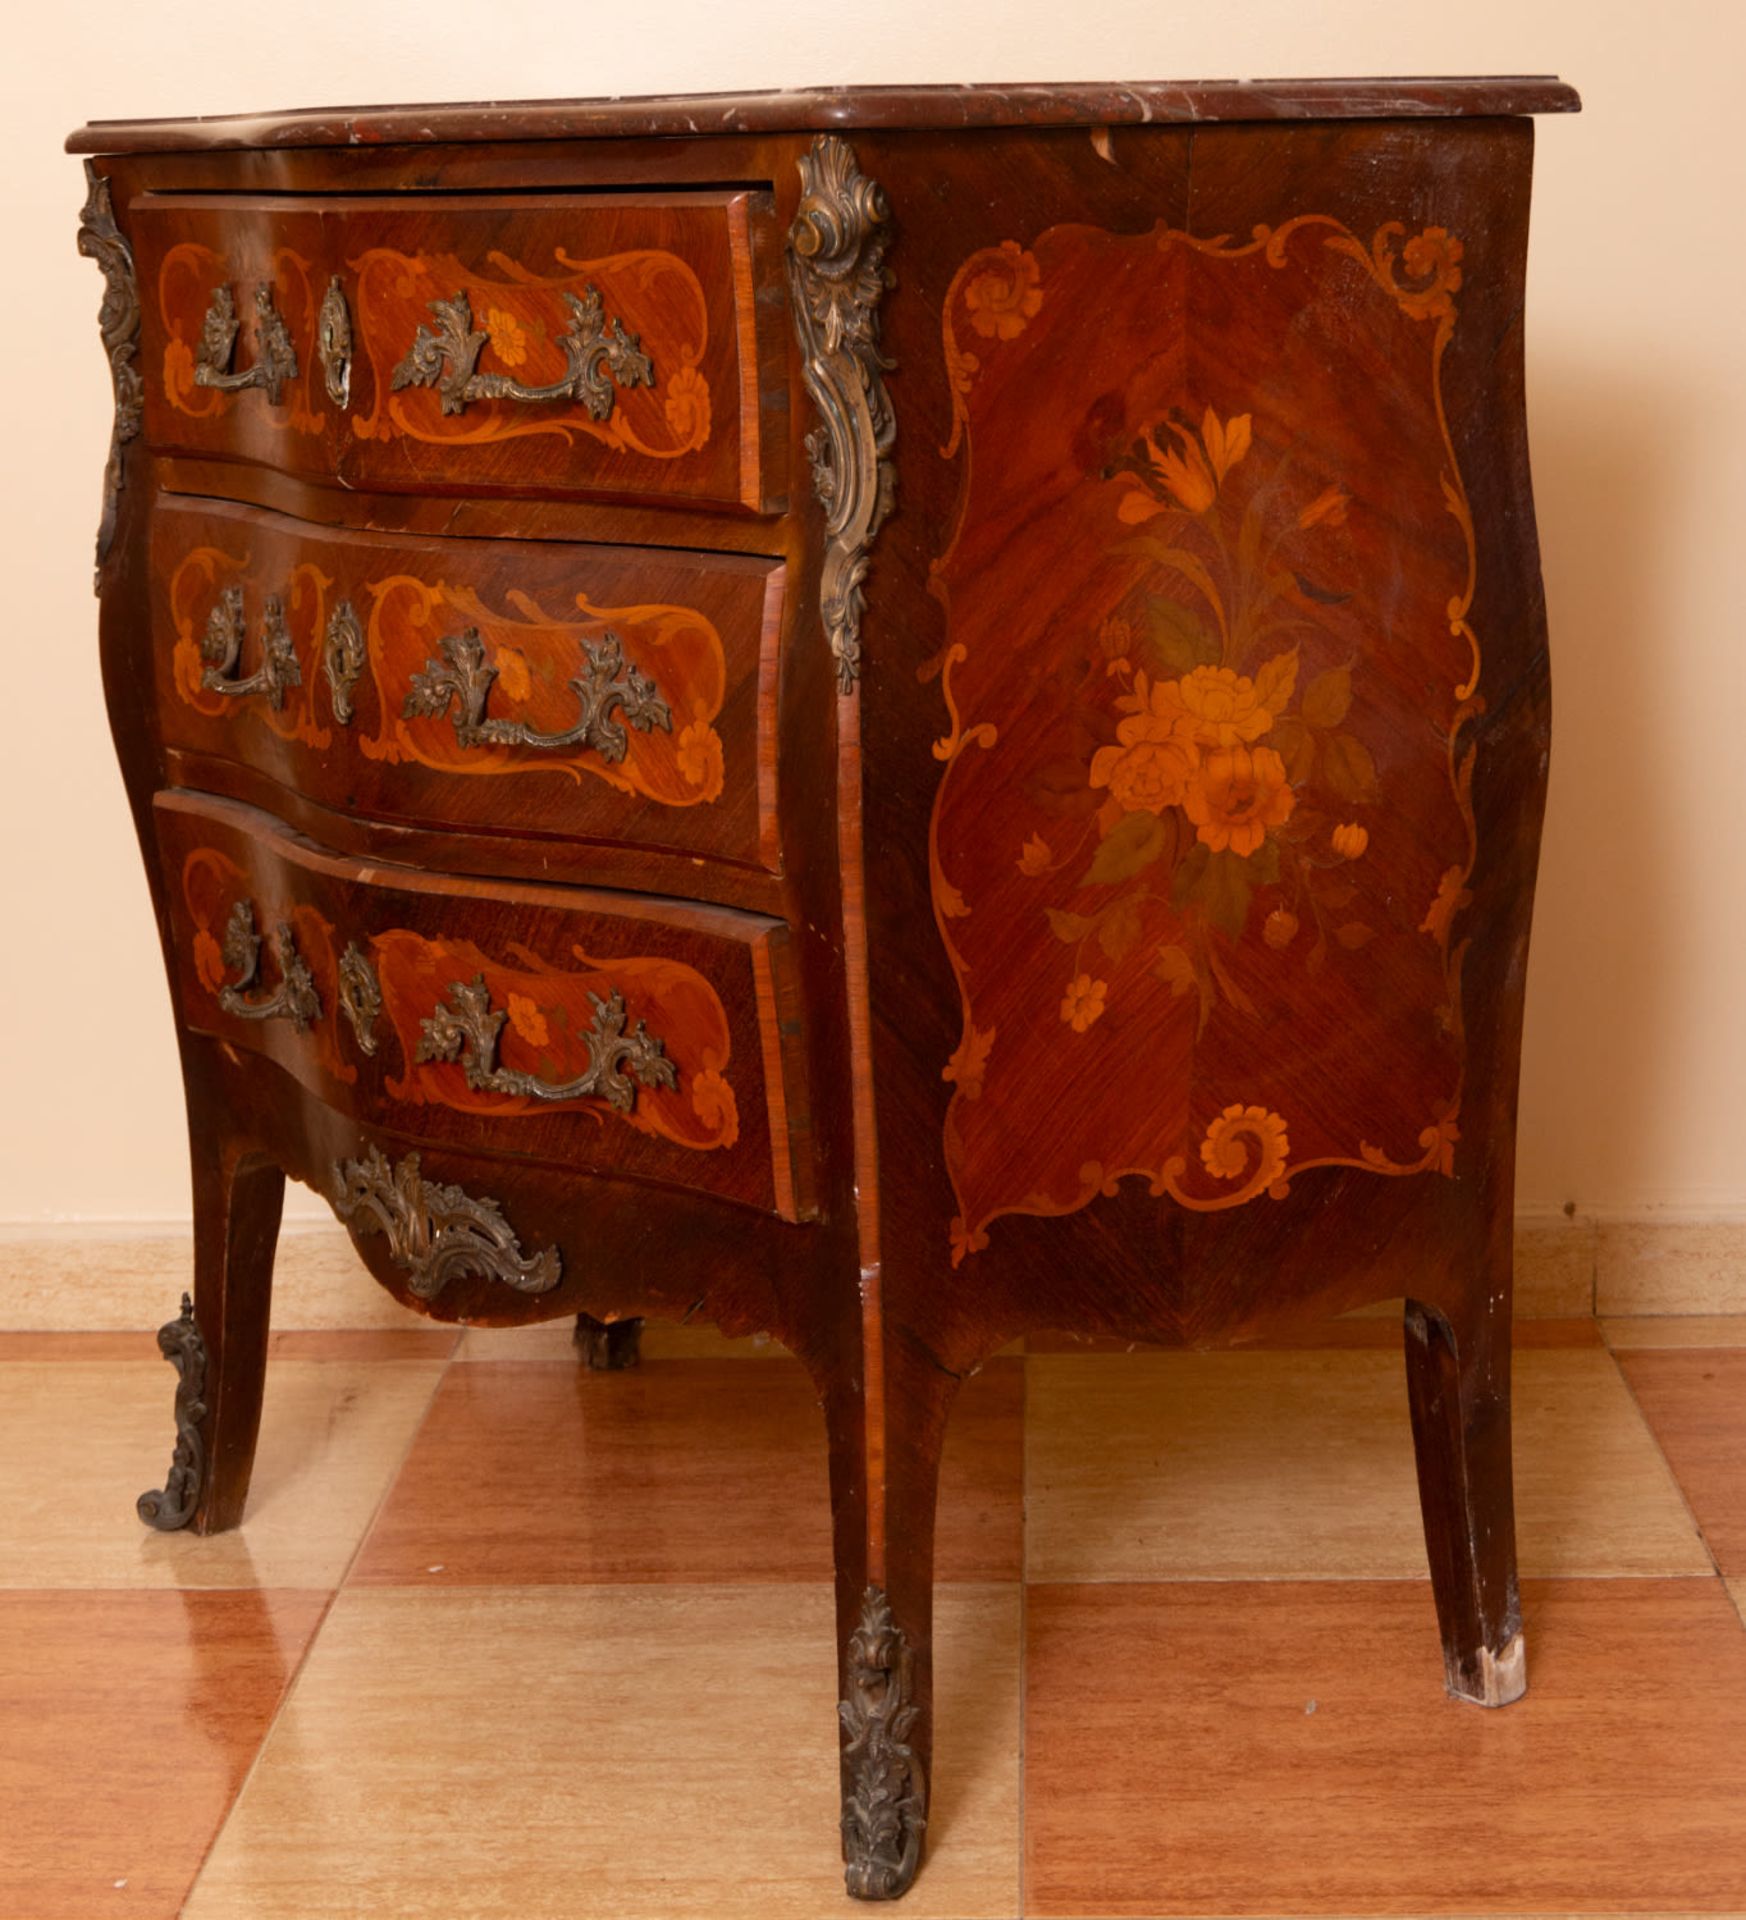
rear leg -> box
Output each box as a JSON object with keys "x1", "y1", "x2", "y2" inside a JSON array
[{"x1": 1404, "y1": 1288, "x2": 1525, "y2": 1706}]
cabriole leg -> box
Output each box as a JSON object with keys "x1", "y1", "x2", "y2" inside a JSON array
[
  {"x1": 138, "y1": 1142, "x2": 282, "y2": 1534},
  {"x1": 1403, "y1": 1288, "x2": 1525, "y2": 1706}
]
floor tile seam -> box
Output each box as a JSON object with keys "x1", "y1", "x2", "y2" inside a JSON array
[
  {"x1": 175, "y1": 1583, "x2": 341, "y2": 1918},
  {"x1": 341, "y1": 1566, "x2": 1025, "y2": 1588},
  {"x1": 1016, "y1": 1570, "x2": 1730, "y2": 1591},
  {"x1": 0, "y1": 1578, "x2": 348, "y2": 1596},
  {"x1": 1021, "y1": 1350, "x2": 1033, "y2": 1586},
  {"x1": 334, "y1": 1343, "x2": 460, "y2": 1599},
  {"x1": 6, "y1": 1568, "x2": 1705, "y2": 1598},
  {"x1": 1601, "y1": 1313, "x2": 1746, "y2": 1353},
  {"x1": 182, "y1": 1344, "x2": 463, "y2": 1910},
  {"x1": 330, "y1": 1577, "x2": 1020, "y2": 1599},
  {"x1": 1016, "y1": 1575, "x2": 1030, "y2": 1920},
  {"x1": 1604, "y1": 1343, "x2": 1725, "y2": 1579},
  {"x1": 1019, "y1": 1324, "x2": 1606, "y2": 1358},
  {"x1": 1018, "y1": 1351, "x2": 1029, "y2": 1920},
  {"x1": 1606, "y1": 1340, "x2": 1746, "y2": 1355}
]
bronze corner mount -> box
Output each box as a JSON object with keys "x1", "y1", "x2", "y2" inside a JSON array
[
  {"x1": 839, "y1": 1584, "x2": 927, "y2": 1899},
  {"x1": 76, "y1": 160, "x2": 143, "y2": 587},
  {"x1": 786, "y1": 134, "x2": 897, "y2": 694},
  {"x1": 136, "y1": 1294, "x2": 208, "y2": 1531}
]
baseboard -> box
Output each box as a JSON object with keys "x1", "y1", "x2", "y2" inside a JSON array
[
  {"x1": 1592, "y1": 1215, "x2": 1746, "y2": 1315},
  {"x1": 5, "y1": 1209, "x2": 1734, "y2": 1331},
  {"x1": 0, "y1": 1220, "x2": 409, "y2": 1332}
]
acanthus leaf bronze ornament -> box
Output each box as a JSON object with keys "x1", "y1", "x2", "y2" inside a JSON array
[
  {"x1": 839, "y1": 1585, "x2": 926, "y2": 1900},
  {"x1": 322, "y1": 599, "x2": 366, "y2": 725},
  {"x1": 330, "y1": 1143, "x2": 561, "y2": 1301},
  {"x1": 338, "y1": 942, "x2": 382, "y2": 1057},
  {"x1": 316, "y1": 274, "x2": 352, "y2": 408},
  {"x1": 194, "y1": 283, "x2": 299, "y2": 405},
  {"x1": 403, "y1": 626, "x2": 671, "y2": 764},
  {"x1": 390, "y1": 286, "x2": 654, "y2": 419},
  {"x1": 76, "y1": 161, "x2": 143, "y2": 587},
  {"x1": 786, "y1": 134, "x2": 897, "y2": 693},
  {"x1": 201, "y1": 587, "x2": 303, "y2": 710},
  {"x1": 416, "y1": 973, "x2": 678, "y2": 1114},
  {"x1": 215, "y1": 898, "x2": 321, "y2": 1033},
  {"x1": 136, "y1": 1293, "x2": 208, "y2": 1531}
]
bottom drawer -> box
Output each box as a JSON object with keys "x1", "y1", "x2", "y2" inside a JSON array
[{"x1": 154, "y1": 790, "x2": 813, "y2": 1220}]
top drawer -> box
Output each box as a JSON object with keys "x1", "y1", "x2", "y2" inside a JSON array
[{"x1": 130, "y1": 190, "x2": 781, "y2": 513}]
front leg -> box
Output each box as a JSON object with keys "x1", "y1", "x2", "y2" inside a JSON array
[
  {"x1": 139, "y1": 1126, "x2": 282, "y2": 1534},
  {"x1": 820, "y1": 1324, "x2": 960, "y2": 1900}
]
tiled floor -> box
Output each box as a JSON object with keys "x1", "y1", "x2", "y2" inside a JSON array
[{"x1": 3, "y1": 1310, "x2": 1743, "y2": 1918}]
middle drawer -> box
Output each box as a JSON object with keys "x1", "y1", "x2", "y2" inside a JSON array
[{"x1": 150, "y1": 495, "x2": 785, "y2": 873}]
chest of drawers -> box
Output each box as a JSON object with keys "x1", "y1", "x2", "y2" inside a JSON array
[{"x1": 72, "y1": 76, "x2": 1578, "y2": 1900}]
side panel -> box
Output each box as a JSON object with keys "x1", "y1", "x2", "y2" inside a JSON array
[{"x1": 855, "y1": 118, "x2": 1551, "y2": 1358}]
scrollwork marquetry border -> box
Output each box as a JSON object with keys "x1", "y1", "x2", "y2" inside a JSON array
[
  {"x1": 931, "y1": 215, "x2": 1481, "y2": 1259},
  {"x1": 76, "y1": 161, "x2": 143, "y2": 587},
  {"x1": 786, "y1": 135, "x2": 897, "y2": 693}
]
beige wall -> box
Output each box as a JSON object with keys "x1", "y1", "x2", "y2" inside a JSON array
[{"x1": 1, "y1": 0, "x2": 1739, "y2": 1226}]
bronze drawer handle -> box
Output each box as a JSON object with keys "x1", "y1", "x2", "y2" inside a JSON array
[
  {"x1": 416, "y1": 973, "x2": 678, "y2": 1114},
  {"x1": 390, "y1": 285, "x2": 654, "y2": 419},
  {"x1": 403, "y1": 626, "x2": 671, "y2": 764},
  {"x1": 316, "y1": 275, "x2": 351, "y2": 408},
  {"x1": 200, "y1": 587, "x2": 301, "y2": 709},
  {"x1": 193, "y1": 284, "x2": 299, "y2": 405},
  {"x1": 214, "y1": 899, "x2": 321, "y2": 1033},
  {"x1": 331, "y1": 1143, "x2": 560, "y2": 1301}
]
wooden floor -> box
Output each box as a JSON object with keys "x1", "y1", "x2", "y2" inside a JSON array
[{"x1": 2, "y1": 1309, "x2": 1743, "y2": 1918}]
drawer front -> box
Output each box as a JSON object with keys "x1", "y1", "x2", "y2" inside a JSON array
[
  {"x1": 154, "y1": 791, "x2": 813, "y2": 1220},
  {"x1": 151, "y1": 497, "x2": 783, "y2": 872},
  {"x1": 132, "y1": 190, "x2": 778, "y2": 512}
]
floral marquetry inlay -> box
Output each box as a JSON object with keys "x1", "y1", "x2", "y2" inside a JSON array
[{"x1": 931, "y1": 216, "x2": 1480, "y2": 1264}]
